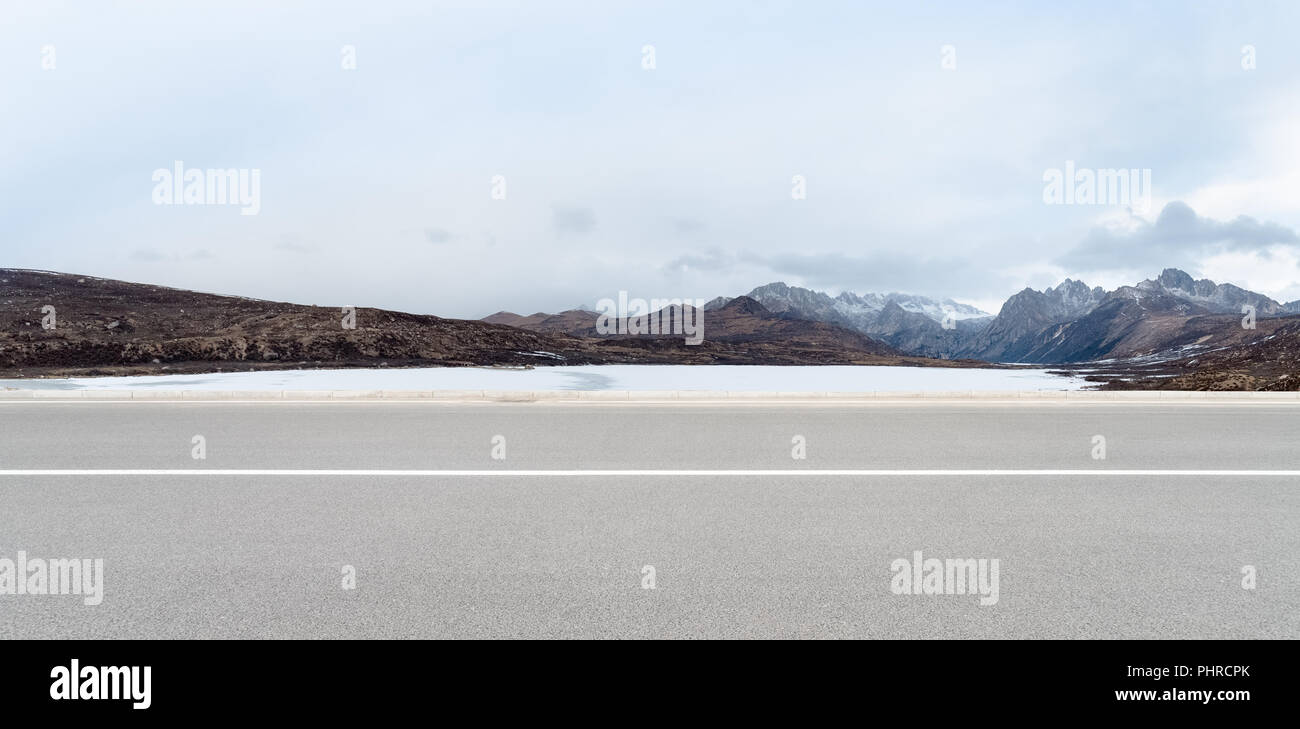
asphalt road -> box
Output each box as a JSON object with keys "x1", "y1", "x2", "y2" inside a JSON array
[{"x1": 1, "y1": 401, "x2": 1296, "y2": 639}]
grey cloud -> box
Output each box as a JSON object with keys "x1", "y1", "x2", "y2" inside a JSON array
[
  {"x1": 662, "y1": 248, "x2": 738, "y2": 273},
  {"x1": 425, "y1": 228, "x2": 453, "y2": 244},
  {"x1": 552, "y1": 206, "x2": 596, "y2": 235},
  {"x1": 1057, "y1": 201, "x2": 1300, "y2": 271}
]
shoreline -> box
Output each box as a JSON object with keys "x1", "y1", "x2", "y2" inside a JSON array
[{"x1": 2, "y1": 389, "x2": 1296, "y2": 402}]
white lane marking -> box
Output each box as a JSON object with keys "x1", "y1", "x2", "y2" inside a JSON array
[{"x1": 0, "y1": 469, "x2": 1298, "y2": 476}]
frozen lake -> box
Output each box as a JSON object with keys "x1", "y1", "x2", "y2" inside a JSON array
[{"x1": 1, "y1": 365, "x2": 1084, "y2": 392}]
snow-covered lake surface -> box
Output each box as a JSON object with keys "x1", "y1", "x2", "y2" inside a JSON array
[{"x1": 1, "y1": 365, "x2": 1085, "y2": 391}]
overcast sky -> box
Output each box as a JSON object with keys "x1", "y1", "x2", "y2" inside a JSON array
[{"x1": 3, "y1": 0, "x2": 1300, "y2": 317}]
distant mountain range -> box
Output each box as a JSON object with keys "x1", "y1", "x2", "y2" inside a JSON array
[
  {"x1": 690, "y1": 269, "x2": 1300, "y2": 365},
  {"x1": 486, "y1": 268, "x2": 1300, "y2": 388},
  {"x1": 974, "y1": 271, "x2": 1293, "y2": 365},
  {"x1": 729, "y1": 282, "x2": 993, "y2": 359},
  {"x1": 489, "y1": 284, "x2": 998, "y2": 360}
]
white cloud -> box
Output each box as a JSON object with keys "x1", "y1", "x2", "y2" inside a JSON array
[{"x1": 1198, "y1": 246, "x2": 1300, "y2": 303}]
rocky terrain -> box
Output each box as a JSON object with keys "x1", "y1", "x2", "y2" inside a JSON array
[
  {"x1": 1155, "y1": 318, "x2": 1300, "y2": 390},
  {"x1": 0, "y1": 269, "x2": 975, "y2": 378},
  {"x1": 956, "y1": 279, "x2": 1106, "y2": 361},
  {"x1": 1077, "y1": 316, "x2": 1300, "y2": 391}
]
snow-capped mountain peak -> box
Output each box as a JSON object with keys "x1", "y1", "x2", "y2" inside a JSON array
[{"x1": 745, "y1": 282, "x2": 991, "y2": 326}]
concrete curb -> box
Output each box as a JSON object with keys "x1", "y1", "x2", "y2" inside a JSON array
[{"x1": 2, "y1": 389, "x2": 1298, "y2": 402}]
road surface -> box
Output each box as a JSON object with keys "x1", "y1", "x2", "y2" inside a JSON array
[{"x1": 1, "y1": 400, "x2": 1296, "y2": 639}]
